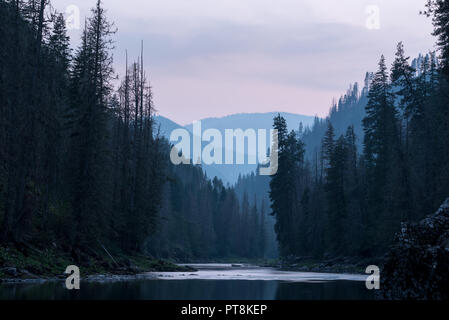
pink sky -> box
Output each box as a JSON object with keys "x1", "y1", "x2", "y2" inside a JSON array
[{"x1": 57, "y1": 0, "x2": 436, "y2": 125}]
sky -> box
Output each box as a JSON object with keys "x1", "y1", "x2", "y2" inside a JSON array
[{"x1": 54, "y1": 0, "x2": 436, "y2": 125}]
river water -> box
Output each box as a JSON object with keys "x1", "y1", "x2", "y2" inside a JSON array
[{"x1": 0, "y1": 264, "x2": 376, "y2": 300}]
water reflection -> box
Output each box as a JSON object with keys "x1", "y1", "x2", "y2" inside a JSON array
[{"x1": 0, "y1": 264, "x2": 376, "y2": 300}]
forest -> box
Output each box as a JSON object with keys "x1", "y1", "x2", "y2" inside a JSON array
[
  {"x1": 269, "y1": 0, "x2": 449, "y2": 259},
  {"x1": 0, "y1": 0, "x2": 267, "y2": 268},
  {"x1": 1, "y1": 0, "x2": 449, "y2": 275}
]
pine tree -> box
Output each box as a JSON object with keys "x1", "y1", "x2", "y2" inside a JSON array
[
  {"x1": 363, "y1": 55, "x2": 403, "y2": 252},
  {"x1": 343, "y1": 126, "x2": 362, "y2": 255},
  {"x1": 423, "y1": 0, "x2": 449, "y2": 75},
  {"x1": 391, "y1": 42, "x2": 416, "y2": 122},
  {"x1": 49, "y1": 13, "x2": 71, "y2": 71},
  {"x1": 321, "y1": 121, "x2": 335, "y2": 175},
  {"x1": 269, "y1": 114, "x2": 305, "y2": 257},
  {"x1": 67, "y1": 0, "x2": 116, "y2": 247},
  {"x1": 325, "y1": 135, "x2": 346, "y2": 254},
  {"x1": 390, "y1": 42, "x2": 415, "y2": 221},
  {"x1": 363, "y1": 55, "x2": 397, "y2": 174},
  {"x1": 259, "y1": 200, "x2": 267, "y2": 258}
]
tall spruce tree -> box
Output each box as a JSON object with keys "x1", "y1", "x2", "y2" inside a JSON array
[
  {"x1": 269, "y1": 115, "x2": 305, "y2": 257},
  {"x1": 424, "y1": 0, "x2": 449, "y2": 75},
  {"x1": 68, "y1": 0, "x2": 116, "y2": 247}
]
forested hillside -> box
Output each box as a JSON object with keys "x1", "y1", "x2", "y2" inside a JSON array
[
  {"x1": 2, "y1": 0, "x2": 448, "y2": 274},
  {"x1": 148, "y1": 165, "x2": 266, "y2": 260},
  {"x1": 301, "y1": 53, "x2": 438, "y2": 164},
  {"x1": 0, "y1": 0, "x2": 163, "y2": 254},
  {"x1": 269, "y1": 0, "x2": 449, "y2": 260},
  {"x1": 234, "y1": 171, "x2": 278, "y2": 258},
  {"x1": 0, "y1": 0, "x2": 267, "y2": 272},
  {"x1": 302, "y1": 80, "x2": 369, "y2": 161}
]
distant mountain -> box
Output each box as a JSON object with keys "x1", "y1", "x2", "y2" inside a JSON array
[
  {"x1": 153, "y1": 115, "x2": 184, "y2": 138},
  {"x1": 154, "y1": 112, "x2": 317, "y2": 184},
  {"x1": 184, "y1": 112, "x2": 316, "y2": 133}
]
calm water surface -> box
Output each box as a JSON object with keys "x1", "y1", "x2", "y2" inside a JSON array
[{"x1": 0, "y1": 264, "x2": 376, "y2": 300}]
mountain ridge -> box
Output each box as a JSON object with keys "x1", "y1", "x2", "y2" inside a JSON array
[{"x1": 154, "y1": 112, "x2": 318, "y2": 184}]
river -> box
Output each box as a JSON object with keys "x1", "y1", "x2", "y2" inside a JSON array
[{"x1": 0, "y1": 264, "x2": 376, "y2": 300}]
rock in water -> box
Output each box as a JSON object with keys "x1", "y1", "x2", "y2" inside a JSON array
[{"x1": 382, "y1": 198, "x2": 449, "y2": 300}]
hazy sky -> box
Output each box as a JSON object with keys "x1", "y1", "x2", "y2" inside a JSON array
[{"x1": 55, "y1": 0, "x2": 436, "y2": 125}]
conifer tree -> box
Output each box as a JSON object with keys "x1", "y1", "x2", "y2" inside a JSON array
[
  {"x1": 424, "y1": 0, "x2": 449, "y2": 75},
  {"x1": 67, "y1": 0, "x2": 116, "y2": 246}
]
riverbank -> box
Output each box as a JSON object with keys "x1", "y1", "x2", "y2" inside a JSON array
[
  {"x1": 261, "y1": 257, "x2": 384, "y2": 274},
  {"x1": 0, "y1": 243, "x2": 195, "y2": 282},
  {"x1": 1, "y1": 241, "x2": 379, "y2": 283},
  {"x1": 0, "y1": 263, "x2": 376, "y2": 300},
  {"x1": 176, "y1": 257, "x2": 377, "y2": 275}
]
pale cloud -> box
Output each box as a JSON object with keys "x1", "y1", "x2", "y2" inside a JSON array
[
  {"x1": 54, "y1": 0, "x2": 436, "y2": 124},
  {"x1": 153, "y1": 74, "x2": 337, "y2": 125}
]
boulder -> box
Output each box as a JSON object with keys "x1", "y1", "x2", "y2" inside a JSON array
[{"x1": 381, "y1": 198, "x2": 449, "y2": 300}]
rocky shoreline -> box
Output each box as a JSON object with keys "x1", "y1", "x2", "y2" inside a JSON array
[
  {"x1": 381, "y1": 198, "x2": 449, "y2": 299},
  {"x1": 0, "y1": 244, "x2": 196, "y2": 284},
  {"x1": 0, "y1": 265, "x2": 196, "y2": 284},
  {"x1": 0, "y1": 273, "x2": 161, "y2": 284},
  {"x1": 263, "y1": 256, "x2": 382, "y2": 275}
]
